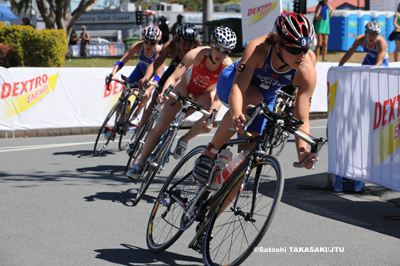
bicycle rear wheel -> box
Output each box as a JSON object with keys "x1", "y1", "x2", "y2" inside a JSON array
[
  {"x1": 119, "y1": 100, "x2": 139, "y2": 151},
  {"x1": 203, "y1": 155, "x2": 284, "y2": 266},
  {"x1": 134, "y1": 129, "x2": 175, "y2": 205},
  {"x1": 147, "y1": 145, "x2": 205, "y2": 253},
  {"x1": 93, "y1": 101, "x2": 120, "y2": 156}
]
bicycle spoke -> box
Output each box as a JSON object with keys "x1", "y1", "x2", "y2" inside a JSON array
[
  {"x1": 147, "y1": 146, "x2": 205, "y2": 253},
  {"x1": 204, "y1": 156, "x2": 284, "y2": 265}
]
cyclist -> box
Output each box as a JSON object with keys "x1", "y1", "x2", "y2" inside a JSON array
[
  {"x1": 339, "y1": 21, "x2": 389, "y2": 66},
  {"x1": 129, "y1": 23, "x2": 201, "y2": 155},
  {"x1": 104, "y1": 25, "x2": 162, "y2": 138},
  {"x1": 191, "y1": 13, "x2": 317, "y2": 250},
  {"x1": 126, "y1": 26, "x2": 237, "y2": 180}
]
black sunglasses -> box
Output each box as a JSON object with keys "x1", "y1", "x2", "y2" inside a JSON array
[
  {"x1": 282, "y1": 45, "x2": 309, "y2": 55},
  {"x1": 144, "y1": 40, "x2": 156, "y2": 45},
  {"x1": 366, "y1": 31, "x2": 378, "y2": 37},
  {"x1": 212, "y1": 44, "x2": 231, "y2": 55}
]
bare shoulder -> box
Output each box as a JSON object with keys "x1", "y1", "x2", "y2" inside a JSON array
[
  {"x1": 161, "y1": 41, "x2": 176, "y2": 54},
  {"x1": 242, "y1": 35, "x2": 270, "y2": 67}
]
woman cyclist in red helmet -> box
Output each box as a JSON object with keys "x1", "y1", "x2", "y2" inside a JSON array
[{"x1": 193, "y1": 12, "x2": 318, "y2": 185}]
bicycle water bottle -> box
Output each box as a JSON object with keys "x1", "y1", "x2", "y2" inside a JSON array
[
  {"x1": 126, "y1": 104, "x2": 131, "y2": 119},
  {"x1": 210, "y1": 149, "x2": 233, "y2": 190},
  {"x1": 215, "y1": 150, "x2": 250, "y2": 189}
]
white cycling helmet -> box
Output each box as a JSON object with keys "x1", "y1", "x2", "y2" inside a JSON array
[
  {"x1": 142, "y1": 25, "x2": 162, "y2": 41},
  {"x1": 211, "y1": 26, "x2": 237, "y2": 50},
  {"x1": 365, "y1": 21, "x2": 381, "y2": 33}
]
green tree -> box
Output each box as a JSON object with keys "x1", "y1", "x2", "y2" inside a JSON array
[{"x1": 7, "y1": 0, "x2": 100, "y2": 41}]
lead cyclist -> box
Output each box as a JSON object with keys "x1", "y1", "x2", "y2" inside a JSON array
[{"x1": 191, "y1": 12, "x2": 319, "y2": 251}]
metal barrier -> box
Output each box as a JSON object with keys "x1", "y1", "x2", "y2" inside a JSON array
[{"x1": 68, "y1": 42, "x2": 126, "y2": 57}]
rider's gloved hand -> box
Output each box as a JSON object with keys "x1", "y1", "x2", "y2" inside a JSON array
[{"x1": 105, "y1": 73, "x2": 113, "y2": 91}]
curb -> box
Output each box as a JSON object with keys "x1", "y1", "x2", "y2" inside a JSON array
[{"x1": 0, "y1": 113, "x2": 328, "y2": 139}]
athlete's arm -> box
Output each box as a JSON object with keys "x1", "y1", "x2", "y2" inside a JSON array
[
  {"x1": 110, "y1": 41, "x2": 142, "y2": 76},
  {"x1": 138, "y1": 43, "x2": 169, "y2": 89},
  {"x1": 375, "y1": 38, "x2": 388, "y2": 66},
  {"x1": 229, "y1": 37, "x2": 265, "y2": 132},
  {"x1": 339, "y1": 35, "x2": 364, "y2": 66},
  {"x1": 292, "y1": 51, "x2": 317, "y2": 169}
]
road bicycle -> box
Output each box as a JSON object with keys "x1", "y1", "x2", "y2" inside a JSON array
[
  {"x1": 125, "y1": 80, "x2": 162, "y2": 173},
  {"x1": 126, "y1": 85, "x2": 217, "y2": 205},
  {"x1": 93, "y1": 75, "x2": 145, "y2": 156},
  {"x1": 146, "y1": 102, "x2": 326, "y2": 265},
  {"x1": 268, "y1": 84, "x2": 298, "y2": 156}
]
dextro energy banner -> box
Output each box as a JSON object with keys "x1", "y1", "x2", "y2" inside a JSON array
[
  {"x1": 241, "y1": 0, "x2": 282, "y2": 46},
  {"x1": 327, "y1": 66, "x2": 400, "y2": 192},
  {"x1": 0, "y1": 67, "x2": 134, "y2": 131},
  {"x1": 0, "y1": 67, "x2": 230, "y2": 132}
]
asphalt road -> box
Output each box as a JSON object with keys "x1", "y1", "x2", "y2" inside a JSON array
[{"x1": 1, "y1": 119, "x2": 400, "y2": 266}]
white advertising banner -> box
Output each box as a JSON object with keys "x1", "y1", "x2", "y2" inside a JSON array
[
  {"x1": 241, "y1": 0, "x2": 282, "y2": 46},
  {"x1": 327, "y1": 66, "x2": 400, "y2": 192},
  {"x1": 0, "y1": 64, "x2": 347, "y2": 132},
  {"x1": 0, "y1": 67, "x2": 229, "y2": 131}
]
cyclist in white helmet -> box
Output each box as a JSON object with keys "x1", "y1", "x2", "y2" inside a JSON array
[
  {"x1": 105, "y1": 25, "x2": 163, "y2": 126},
  {"x1": 339, "y1": 21, "x2": 389, "y2": 66},
  {"x1": 126, "y1": 26, "x2": 237, "y2": 181}
]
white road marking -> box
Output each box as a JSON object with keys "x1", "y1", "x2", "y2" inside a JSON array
[{"x1": 0, "y1": 125, "x2": 325, "y2": 153}]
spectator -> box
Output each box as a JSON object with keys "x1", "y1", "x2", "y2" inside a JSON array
[
  {"x1": 158, "y1": 15, "x2": 169, "y2": 44},
  {"x1": 339, "y1": 21, "x2": 389, "y2": 66},
  {"x1": 80, "y1": 25, "x2": 91, "y2": 57},
  {"x1": 69, "y1": 29, "x2": 81, "y2": 46},
  {"x1": 22, "y1": 17, "x2": 35, "y2": 29},
  {"x1": 393, "y1": 3, "x2": 400, "y2": 61},
  {"x1": 313, "y1": 0, "x2": 332, "y2": 62},
  {"x1": 171, "y1": 14, "x2": 183, "y2": 37}
]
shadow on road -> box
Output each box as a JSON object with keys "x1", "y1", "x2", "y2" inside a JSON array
[
  {"x1": 53, "y1": 149, "x2": 115, "y2": 158},
  {"x1": 284, "y1": 172, "x2": 400, "y2": 239},
  {"x1": 83, "y1": 175, "x2": 169, "y2": 206},
  {"x1": 94, "y1": 243, "x2": 203, "y2": 266}
]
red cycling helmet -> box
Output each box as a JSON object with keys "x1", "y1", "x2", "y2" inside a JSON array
[{"x1": 274, "y1": 12, "x2": 315, "y2": 48}]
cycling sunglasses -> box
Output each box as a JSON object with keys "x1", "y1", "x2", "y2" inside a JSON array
[
  {"x1": 144, "y1": 40, "x2": 156, "y2": 45},
  {"x1": 212, "y1": 44, "x2": 231, "y2": 55},
  {"x1": 282, "y1": 45, "x2": 309, "y2": 55},
  {"x1": 366, "y1": 31, "x2": 378, "y2": 37}
]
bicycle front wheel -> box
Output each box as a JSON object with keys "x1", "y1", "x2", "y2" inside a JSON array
[
  {"x1": 203, "y1": 155, "x2": 284, "y2": 266},
  {"x1": 125, "y1": 111, "x2": 159, "y2": 173},
  {"x1": 134, "y1": 129, "x2": 175, "y2": 205},
  {"x1": 93, "y1": 101, "x2": 120, "y2": 156},
  {"x1": 119, "y1": 100, "x2": 139, "y2": 151},
  {"x1": 147, "y1": 145, "x2": 205, "y2": 253}
]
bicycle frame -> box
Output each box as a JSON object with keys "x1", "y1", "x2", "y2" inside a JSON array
[
  {"x1": 148, "y1": 88, "x2": 216, "y2": 173},
  {"x1": 187, "y1": 102, "x2": 326, "y2": 232}
]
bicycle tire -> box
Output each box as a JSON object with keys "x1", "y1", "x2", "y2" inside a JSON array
[
  {"x1": 134, "y1": 129, "x2": 175, "y2": 205},
  {"x1": 125, "y1": 111, "x2": 160, "y2": 173},
  {"x1": 147, "y1": 145, "x2": 205, "y2": 253},
  {"x1": 203, "y1": 155, "x2": 284, "y2": 266},
  {"x1": 118, "y1": 100, "x2": 139, "y2": 151},
  {"x1": 93, "y1": 101, "x2": 121, "y2": 156}
]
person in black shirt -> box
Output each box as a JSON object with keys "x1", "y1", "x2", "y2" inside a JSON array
[{"x1": 159, "y1": 16, "x2": 170, "y2": 44}]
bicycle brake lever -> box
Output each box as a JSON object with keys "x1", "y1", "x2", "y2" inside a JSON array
[{"x1": 293, "y1": 156, "x2": 313, "y2": 169}]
